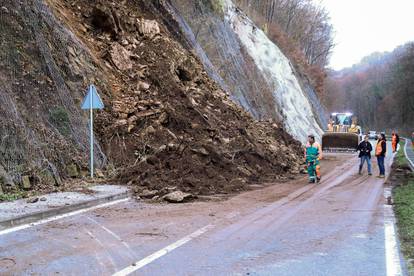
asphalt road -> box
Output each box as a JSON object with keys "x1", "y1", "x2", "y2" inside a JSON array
[
  {"x1": 404, "y1": 138, "x2": 414, "y2": 170},
  {"x1": 0, "y1": 143, "x2": 406, "y2": 275}
]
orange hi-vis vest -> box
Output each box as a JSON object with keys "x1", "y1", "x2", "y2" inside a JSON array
[
  {"x1": 376, "y1": 140, "x2": 384, "y2": 156},
  {"x1": 392, "y1": 135, "x2": 397, "y2": 144}
]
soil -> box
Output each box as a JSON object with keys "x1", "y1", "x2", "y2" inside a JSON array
[
  {"x1": 32, "y1": 0, "x2": 305, "y2": 198},
  {"x1": 386, "y1": 155, "x2": 413, "y2": 192}
]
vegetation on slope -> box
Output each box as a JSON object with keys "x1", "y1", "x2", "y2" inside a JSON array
[
  {"x1": 393, "y1": 141, "x2": 414, "y2": 272},
  {"x1": 235, "y1": 0, "x2": 334, "y2": 95}
]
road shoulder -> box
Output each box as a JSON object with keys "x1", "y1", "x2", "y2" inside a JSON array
[
  {"x1": 388, "y1": 140, "x2": 414, "y2": 274},
  {"x1": 0, "y1": 185, "x2": 129, "y2": 231}
]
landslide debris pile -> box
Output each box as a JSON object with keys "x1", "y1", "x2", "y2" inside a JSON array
[{"x1": 44, "y1": 0, "x2": 304, "y2": 197}]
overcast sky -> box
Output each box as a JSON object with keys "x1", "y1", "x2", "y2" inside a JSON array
[{"x1": 321, "y1": 0, "x2": 414, "y2": 70}]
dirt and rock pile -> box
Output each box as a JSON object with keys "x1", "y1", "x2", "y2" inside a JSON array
[{"x1": 37, "y1": 0, "x2": 304, "y2": 199}]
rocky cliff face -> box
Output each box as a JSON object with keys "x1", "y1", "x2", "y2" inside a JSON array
[
  {"x1": 0, "y1": 0, "x2": 305, "y2": 197},
  {"x1": 0, "y1": 0, "x2": 107, "y2": 192},
  {"x1": 166, "y1": 0, "x2": 325, "y2": 143}
]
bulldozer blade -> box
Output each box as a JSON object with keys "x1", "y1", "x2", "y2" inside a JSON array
[{"x1": 322, "y1": 133, "x2": 360, "y2": 152}]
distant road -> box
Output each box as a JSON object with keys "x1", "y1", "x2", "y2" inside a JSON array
[{"x1": 404, "y1": 138, "x2": 414, "y2": 170}]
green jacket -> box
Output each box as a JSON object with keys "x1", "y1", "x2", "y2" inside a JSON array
[{"x1": 306, "y1": 145, "x2": 319, "y2": 163}]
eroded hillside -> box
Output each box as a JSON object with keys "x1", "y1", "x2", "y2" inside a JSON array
[{"x1": 0, "y1": 0, "x2": 305, "y2": 198}]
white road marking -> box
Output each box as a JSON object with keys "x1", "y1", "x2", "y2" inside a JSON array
[
  {"x1": 86, "y1": 216, "x2": 136, "y2": 258},
  {"x1": 403, "y1": 138, "x2": 414, "y2": 170},
  {"x1": 0, "y1": 198, "x2": 129, "y2": 236},
  {"x1": 85, "y1": 229, "x2": 117, "y2": 270},
  {"x1": 87, "y1": 216, "x2": 123, "y2": 241},
  {"x1": 352, "y1": 233, "x2": 368, "y2": 239},
  {"x1": 383, "y1": 188, "x2": 403, "y2": 276},
  {"x1": 226, "y1": 212, "x2": 240, "y2": 219},
  {"x1": 113, "y1": 224, "x2": 214, "y2": 276}
]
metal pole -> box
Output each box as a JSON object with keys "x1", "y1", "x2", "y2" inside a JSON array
[{"x1": 90, "y1": 92, "x2": 94, "y2": 179}]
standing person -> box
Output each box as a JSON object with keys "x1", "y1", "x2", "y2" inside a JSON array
[
  {"x1": 305, "y1": 134, "x2": 322, "y2": 183},
  {"x1": 357, "y1": 135, "x2": 373, "y2": 175},
  {"x1": 412, "y1": 132, "x2": 414, "y2": 148},
  {"x1": 391, "y1": 131, "x2": 400, "y2": 153},
  {"x1": 375, "y1": 133, "x2": 387, "y2": 178}
]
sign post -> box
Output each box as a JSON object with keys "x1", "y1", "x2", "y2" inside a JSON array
[{"x1": 81, "y1": 84, "x2": 104, "y2": 178}]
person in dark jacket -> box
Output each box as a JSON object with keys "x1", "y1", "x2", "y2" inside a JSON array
[
  {"x1": 375, "y1": 133, "x2": 387, "y2": 178},
  {"x1": 357, "y1": 135, "x2": 373, "y2": 175}
]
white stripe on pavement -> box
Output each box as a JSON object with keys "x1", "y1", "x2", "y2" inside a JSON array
[
  {"x1": 86, "y1": 215, "x2": 136, "y2": 259},
  {"x1": 383, "y1": 188, "x2": 403, "y2": 276},
  {"x1": 0, "y1": 198, "x2": 129, "y2": 236},
  {"x1": 113, "y1": 224, "x2": 214, "y2": 276}
]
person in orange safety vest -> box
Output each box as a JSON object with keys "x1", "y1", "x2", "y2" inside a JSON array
[
  {"x1": 375, "y1": 133, "x2": 387, "y2": 178},
  {"x1": 391, "y1": 131, "x2": 400, "y2": 153}
]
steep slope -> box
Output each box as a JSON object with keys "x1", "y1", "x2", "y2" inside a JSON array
[
  {"x1": 0, "y1": 0, "x2": 304, "y2": 196},
  {"x1": 225, "y1": 2, "x2": 324, "y2": 141},
  {"x1": 0, "y1": 0, "x2": 107, "y2": 192},
  {"x1": 47, "y1": 0, "x2": 305, "y2": 196},
  {"x1": 166, "y1": 0, "x2": 325, "y2": 143}
]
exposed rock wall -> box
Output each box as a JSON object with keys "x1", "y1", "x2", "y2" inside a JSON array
[
  {"x1": 167, "y1": 0, "x2": 325, "y2": 142},
  {"x1": 0, "y1": 0, "x2": 107, "y2": 192}
]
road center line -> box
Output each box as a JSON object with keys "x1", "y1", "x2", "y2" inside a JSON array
[
  {"x1": 383, "y1": 188, "x2": 403, "y2": 276},
  {"x1": 0, "y1": 198, "x2": 129, "y2": 236},
  {"x1": 112, "y1": 224, "x2": 214, "y2": 276}
]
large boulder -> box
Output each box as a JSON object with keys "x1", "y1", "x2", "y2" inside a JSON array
[
  {"x1": 0, "y1": 165, "x2": 15, "y2": 192},
  {"x1": 163, "y1": 191, "x2": 193, "y2": 203},
  {"x1": 109, "y1": 43, "x2": 133, "y2": 71},
  {"x1": 137, "y1": 19, "x2": 160, "y2": 38},
  {"x1": 139, "y1": 189, "x2": 159, "y2": 199},
  {"x1": 22, "y1": 175, "x2": 31, "y2": 190},
  {"x1": 66, "y1": 164, "x2": 79, "y2": 178}
]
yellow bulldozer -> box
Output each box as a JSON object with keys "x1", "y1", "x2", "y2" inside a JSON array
[{"x1": 322, "y1": 112, "x2": 362, "y2": 152}]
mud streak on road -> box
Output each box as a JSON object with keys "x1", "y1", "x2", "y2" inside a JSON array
[{"x1": 0, "y1": 148, "x2": 402, "y2": 275}]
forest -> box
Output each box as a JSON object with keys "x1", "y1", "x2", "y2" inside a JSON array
[
  {"x1": 324, "y1": 43, "x2": 414, "y2": 135},
  {"x1": 236, "y1": 0, "x2": 334, "y2": 67},
  {"x1": 235, "y1": 0, "x2": 334, "y2": 94}
]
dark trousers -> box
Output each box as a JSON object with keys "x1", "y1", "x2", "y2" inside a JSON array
[
  {"x1": 359, "y1": 155, "x2": 372, "y2": 173},
  {"x1": 377, "y1": 156, "x2": 385, "y2": 175}
]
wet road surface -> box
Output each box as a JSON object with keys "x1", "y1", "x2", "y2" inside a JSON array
[{"x1": 0, "y1": 146, "x2": 405, "y2": 275}]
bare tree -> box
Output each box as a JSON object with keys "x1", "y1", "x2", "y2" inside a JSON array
[{"x1": 236, "y1": 0, "x2": 334, "y2": 68}]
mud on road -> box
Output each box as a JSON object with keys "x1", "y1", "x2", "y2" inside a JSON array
[{"x1": 0, "y1": 154, "x2": 368, "y2": 275}]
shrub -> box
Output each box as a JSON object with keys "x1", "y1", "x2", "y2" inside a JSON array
[{"x1": 49, "y1": 107, "x2": 71, "y2": 137}]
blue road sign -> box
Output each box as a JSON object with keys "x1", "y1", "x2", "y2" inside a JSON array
[
  {"x1": 81, "y1": 84, "x2": 104, "y2": 110},
  {"x1": 81, "y1": 84, "x2": 104, "y2": 179}
]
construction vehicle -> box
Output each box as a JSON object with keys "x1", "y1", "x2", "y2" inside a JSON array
[{"x1": 322, "y1": 112, "x2": 362, "y2": 152}]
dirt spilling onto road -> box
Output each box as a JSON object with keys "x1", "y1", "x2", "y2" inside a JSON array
[{"x1": 46, "y1": 0, "x2": 304, "y2": 198}]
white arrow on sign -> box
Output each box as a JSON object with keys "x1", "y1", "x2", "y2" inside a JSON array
[{"x1": 81, "y1": 84, "x2": 104, "y2": 178}]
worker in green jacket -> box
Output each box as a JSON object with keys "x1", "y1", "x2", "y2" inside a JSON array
[{"x1": 305, "y1": 134, "x2": 322, "y2": 183}]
